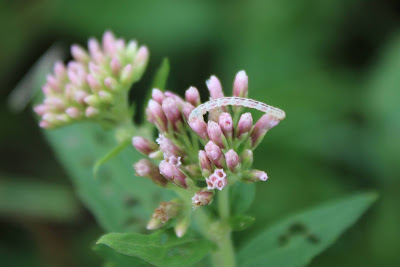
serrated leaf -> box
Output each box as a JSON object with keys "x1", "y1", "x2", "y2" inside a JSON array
[
  {"x1": 229, "y1": 215, "x2": 255, "y2": 231},
  {"x1": 94, "y1": 229, "x2": 214, "y2": 267},
  {"x1": 93, "y1": 138, "x2": 131, "y2": 176},
  {"x1": 238, "y1": 192, "x2": 377, "y2": 267},
  {"x1": 230, "y1": 182, "x2": 255, "y2": 215}
]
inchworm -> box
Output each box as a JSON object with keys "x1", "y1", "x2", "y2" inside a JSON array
[{"x1": 189, "y1": 97, "x2": 286, "y2": 122}]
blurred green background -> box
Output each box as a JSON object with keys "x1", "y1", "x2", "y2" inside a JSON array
[{"x1": 1, "y1": 0, "x2": 400, "y2": 266}]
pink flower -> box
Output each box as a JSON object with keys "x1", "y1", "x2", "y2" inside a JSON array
[
  {"x1": 225, "y1": 149, "x2": 240, "y2": 172},
  {"x1": 206, "y1": 169, "x2": 228, "y2": 190},
  {"x1": 236, "y1": 112, "x2": 253, "y2": 138},
  {"x1": 189, "y1": 118, "x2": 208, "y2": 140},
  {"x1": 250, "y1": 114, "x2": 280, "y2": 148},
  {"x1": 206, "y1": 75, "x2": 224, "y2": 99},
  {"x1": 132, "y1": 136, "x2": 158, "y2": 156},
  {"x1": 205, "y1": 141, "x2": 225, "y2": 168},
  {"x1": 233, "y1": 70, "x2": 248, "y2": 98},
  {"x1": 192, "y1": 189, "x2": 215, "y2": 207},
  {"x1": 185, "y1": 86, "x2": 201, "y2": 106},
  {"x1": 207, "y1": 121, "x2": 225, "y2": 147}
]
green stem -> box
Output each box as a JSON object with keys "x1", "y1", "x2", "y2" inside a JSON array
[{"x1": 211, "y1": 188, "x2": 236, "y2": 267}]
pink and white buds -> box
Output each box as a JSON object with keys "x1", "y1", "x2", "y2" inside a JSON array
[
  {"x1": 198, "y1": 150, "x2": 213, "y2": 177},
  {"x1": 207, "y1": 121, "x2": 225, "y2": 148},
  {"x1": 206, "y1": 169, "x2": 228, "y2": 190},
  {"x1": 189, "y1": 118, "x2": 208, "y2": 140},
  {"x1": 250, "y1": 114, "x2": 280, "y2": 148},
  {"x1": 225, "y1": 149, "x2": 240, "y2": 173},
  {"x1": 132, "y1": 136, "x2": 158, "y2": 156},
  {"x1": 236, "y1": 112, "x2": 253, "y2": 138},
  {"x1": 147, "y1": 100, "x2": 168, "y2": 132},
  {"x1": 182, "y1": 103, "x2": 195, "y2": 121},
  {"x1": 162, "y1": 97, "x2": 182, "y2": 126},
  {"x1": 185, "y1": 86, "x2": 201, "y2": 106},
  {"x1": 219, "y1": 112, "x2": 233, "y2": 139},
  {"x1": 243, "y1": 170, "x2": 268, "y2": 182},
  {"x1": 71, "y1": 45, "x2": 89, "y2": 63},
  {"x1": 206, "y1": 75, "x2": 224, "y2": 99},
  {"x1": 205, "y1": 141, "x2": 225, "y2": 168},
  {"x1": 152, "y1": 88, "x2": 165, "y2": 105},
  {"x1": 133, "y1": 159, "x2": 167, "y2": 186},
  {"x1": 192, "y1": 189, "x2": 215, "y2": 207},
  {"x1": 159, "y1": 160, "x2": 187, "y2": 188},
  {"x1": 233, "y1": 70, "x2": 248, "y2": 98}
]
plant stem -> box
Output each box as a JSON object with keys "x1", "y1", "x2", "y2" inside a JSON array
[{"x1": 211, "y1": 188, "x2": 236, "y2": 267}]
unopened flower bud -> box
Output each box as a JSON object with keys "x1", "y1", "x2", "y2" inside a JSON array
[
  {"x1": 152, "y1": 88, "x2": 165, "y2": 105},
  {"x1": 205, "y1": 141, "x2": 225, "y2": 168},
  {"x1": 65, "y1": 107, "x2": 81, "y2": 118},
  {"x1": 102, "y1": 31, "x2": 116, "y2": 55},
  {"x1": 132, "y1": 136, "x2": 158, "y2": 156},
  {"x1": 250, "y1": 114, "x2": 280, "y2": 149},
  {"x1": 54, "y1": 61, "x2": 66, "y2": 78},
  {"x1": 207, "y1": 121, "x2": 225, "y2": 148},
  {"x1": 175, "y1": 216, "x2": 190, "y2": 238},
  {"x1": 159, "y1": 160, "x2": 187, "y2": 188},
  {"x1": 241, "y1": 149, "x2": 253, "y2": 170},
  {"x1": 85, "y1": 107, "x2": 99, "y2": 117},
  {"x1": 233, "y1": 70, "x2": 248, "y2": 97},
  {"x1": 133, "y1": 46, "x2": 149, "y2": 68},
  {"x1": 84, "y1": 94, "x2": 101, "y2": 107},
  {"x1": 189, "y1": 118, "x2": 208, "y2": 140},
  {"x1": 182, "y1": 103, "x2": 195, "y2": 121},
  {"x1": 156, "y1": 134, "x2": 183, "y2": 158},
  {"x1": 134, "y1": 159, "x2": 167, "y2": 186},
  {"x1": 99, "y1": 91, "x2": 113, "y2": 103},
  {"x1": 206, "y1": 169, "x2": 228, "y2": 190},
  {"x1": 34, "y1": 104, "x2": 48, "y2": 116},
  {"x1": 192, "y1": 188, "x2": 215, "y2": 207},
  {"x1": 198, "y1": 150, "x2": 213, "y2": 177},
  {"x1": 71, "y1": 45, "x2": 89, "y2": 63},
  {"x1": 219, "y1": 112, "x2": 233, "y2": 139},
  {"x1": 237, "y1": 112, "x2": 253, "y2": 138},
  {"x1": 147, "y1": 100, "x2": 168, "y2": 132},
  {"x1": 120, "y1": 64, "x2": 133, "y2": 83},
  {"x1": 225, "y1": 149, "x2": 240, "y2": 172},
  {"x1": 162, "y1": 97, "x2": 182, "y2": 126},
  {"x1": 104, "y1": 77, "x2": 117, "y2": 91},
  {"x1": 87, "y1": 74, "x2": 102, "y2": 92},
  {"x1": 185, "y1": 86, "x2": 201, "y2": 106},
  {"x1": 164, "y1": 91, "x2": 185, "y2": 107},
  {"x1": 243, "y1": 170, "x2": 268, "y2": 182},
  {"x1": 206, "y1": 75, "x2": 224, "y2": 99}
]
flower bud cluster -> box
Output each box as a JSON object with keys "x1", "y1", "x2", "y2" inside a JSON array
[
  {"x1": 34, "y1": 31, "x2": 149, "y2": 128},
  {"x1": 132, "y1": 70, "x2": 285, "y2": 235}
]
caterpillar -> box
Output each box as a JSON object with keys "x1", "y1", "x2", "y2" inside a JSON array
[{"x1": 189, "y1": 97, "x2": 286, "y2": 122}]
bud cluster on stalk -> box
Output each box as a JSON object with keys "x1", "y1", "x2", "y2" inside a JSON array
[
  {"x1": 34, "y1": 30, "x2": 149, "y2": 129},
  {"x1": 132, "y1": 70, "x2": 285, "y2": 237}
]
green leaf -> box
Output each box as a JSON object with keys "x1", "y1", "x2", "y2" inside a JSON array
[
  {"x1": 93, "y1": 139, "x2": 131, "y2": 176},
  {"x1": 238, "y1": 192, "x2": 378, "y2": 267},
  {"x1": 229, "y1": 215, "x2": 255, "y2": 231},
  {"x1": 94, "y1": 229, "x2": 214, "y2": 267},
  {"x1": 230, "y1": 182, "x2": 255, "y2": 215},
  {"x1": 151, "y1": 58, "x2": 170, "y2": 91},
  {"x1": 0, "y1": 176, "x2": 79, "y2": 222}
]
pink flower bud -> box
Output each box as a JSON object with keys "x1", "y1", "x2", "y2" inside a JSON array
[
  {"x1": 237, "y1": 112, "x2": 253, "y2": 138},
  {"x1": 102, "y1": 31, "x2": 116, "y2": 56},
  {"x1": 84, "y1": 95, "x2": 101, "y2": 107},
  {"x1": 207, "y1": 121, "x2": 224, "y2": 147},
  {"x1": 147, "y1": 100, "x2": 168, "y2": 132},
  {"x1": 243, "y1": 170, "x2": 268, "y2": 182},
  {"x1": 182, "y1": 102, "x2": 195, "y2": 121},
  {"x1": 87, "y1": 74, "x2": 102, "y2": 92},
  {"x1": 175, "y1": 216, "x2": 190, "y2": 238},
  {"x1": 192, "y1": 189, "x2": 215, "y2": 207},
  {"x1": 71, "y1": 45, "x2": 89, "y2": 62},
  {"x1": 39, "y1": 120, "x2": 52, "y2": 129},
  {"x1": 133, "y1": 159, "x2": 167, "y2": 186},
  {"x1": 74, "y1": 90, "x2": 88, "y2": 104},
  {"x1": 34, "y1": 104, "x2": 48, "y2": 116},
  {"x1": 120, "y1": 64, "x2": 133, "y2": 83},
  {"x1": 104, "y1": 77, "x2": 117, "y2": 91},
  {"x1": 156, "y1": 134, "x2": 183, "y2": 158},
  {"x1": 44, "y1": 97, "x2": 65, "y2": 110},
  {"x1": 54, "y1": 61, "x2": 66, "y2": 78},
  {"x1": 42, "y1": 85, "x2": 53, "y2": 95},
  {"x1": 206, "y1": 75, "x2": 224, "y2": 99},
  {"x1": 205, "y1": 141, "x2": 225, "y2": 168},
  {"x1": 132, "y1": 136, "x2": 158, "y2": 156},
  {"x1": 185, "y1": 86, "x2": 200, "y2": 106},
  {"x1": 251, "y1": 114, "x2": 280, "y2": 149},
  {"x1": 88, "y1": 38, "x2": 104, "y2": 63},
  {"x1": 110, "y1": 58, "x2": 121, "y2": 76},
  {"x1": 99, "y1": 91, "x2": 113, "y2": 103},
  {"x1": 134, "y1": 46, "x2": 149, "y2": 67},
  {"x1": 152, "y1": 88, "x2": 165, "y2": 105},
  {"x1": 233, "y1": 70, "x2": 248, "y2": 97},
  {"x1": 198, "y1": 150, "x2": 213, "y2": 177},
  {"x1": 159, "y1": 160, "x2": 187, "y2": 188},
  {"x1": 162, "y1": 97, "x2": 182, "y2": 125},
  {"x1": 164, "y1": 91, "x2": 185, "y2": 107},
  {"x1": 225, "y1": 149, "x2": 240, "y2": 172},
  {"x1": 65, "y1": 107, "x2": 81, "y2": 118},
  {"x1": 219, "y1": 112, "x2": 233, "y2": 138},
  {"x1": 85, "y1": 107, "x2": 99, "y2": 117},
  {"x1": 46, "y1": 75, "x2": 60, "y2": 91},
  {"x1": 189, "y1": 118, "x2": 208, "y2": 140},
  {"x1": 206, "y1": 169, "x2": 228, "y2": 190}
]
